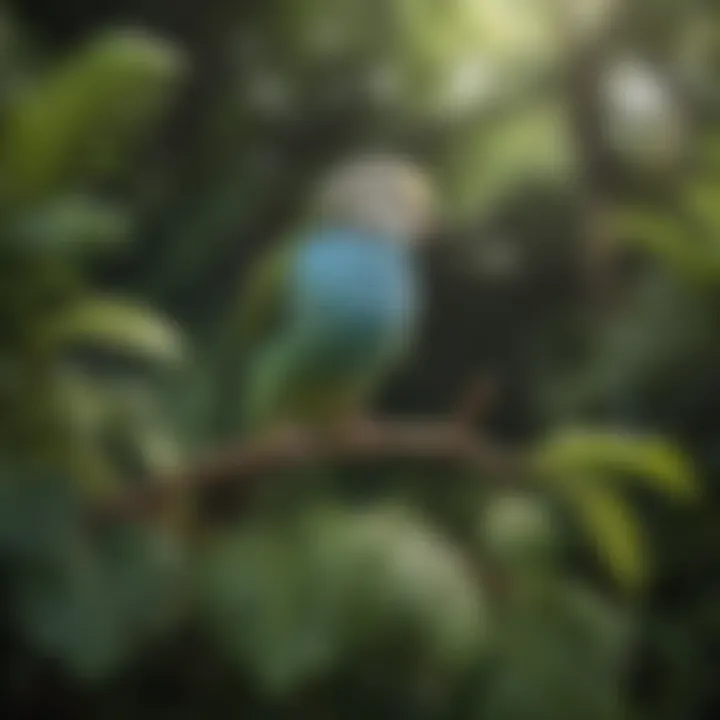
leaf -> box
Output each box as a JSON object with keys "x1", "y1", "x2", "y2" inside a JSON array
[
  {"x1": 326, "y1": 503, "x2": 488, "y2": 668},
  {"x1": 477, "y1": 578, "x2": 629, "y2": 720},
  {"x1": 198, "y1": 523, "x2": 341, "y2": 695},
  {"x1": 612, "y1": 209, "x2": 695, "y2": 265},
  {"x1": 611, "y1": 205, "x2": 720, "y2": 284},
  {"x1": 441, "y1": 100, "x2": 575, "y2": 220},
  {"x1": 0, "y1": 28, "x2": 186, "y2": 206},
  {"x1": 11, "y1": 196, "x2": 133, "y2": 255},
  {"x1": 685, "y1": 178, "x2": 720, "y2": 235},
  {"x1": 49, "y1": 296, "x2": 185, "y2": 367},
  {"x1": 198, "y1": 505, "x2": 488, "y2": 695},
  {"x1": 533, "y1": 428, "x2": 697, "y2": 501},
  {"x1": 130, "y1": 423, "x2": 184, "y2": 475},
  {"x1": 0, "y1": 468, "x2": 82, "y2": 563},
  {"x1": 12, "y1": 522, "x2": 186, "y2": 681},
  {"x1": 699, "y1": 132, "x2": 720, "y2": 172},
  {"x1": 555, "y1": 478, "x2": 649, "y2": 594},
  {"x1": 478, "y1": 492, "x2": 559, "y2": 569},
  {"x1": 530, "y1": 429, "x2": 695, "y2": 592}
]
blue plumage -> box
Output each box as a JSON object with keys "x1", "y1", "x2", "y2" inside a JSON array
[{"x1": 286, "y1": 228, "x2": 421, "y2": 372}]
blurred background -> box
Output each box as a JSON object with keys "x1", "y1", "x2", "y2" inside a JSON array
[{"x1": 0, "y1": 0, "x2": 717, "y2": 718}]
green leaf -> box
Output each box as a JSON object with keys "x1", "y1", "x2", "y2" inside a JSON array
[
  {"x1": 0, "y1": 468, "x2": 82, "y2": 563},
  {"x1": 699, "y1": 132, "x2": 720, "y2": 173},
  {"x1": 49, "y1": 296, "x2": 185, "y2": 367},
  {"x1": 198, "y1": 523, "x2": 340, "y2": 695},
  {"x1": 11, "y1": 196, "x2": 133, "y2": 254},
  {"x1": 441, "y1": 101, "x2": 575, "y2": 220},
  {"x1": 533, "y1": 429, "x2": 697, "y2": 501},
  {"x1": 479, "y1": 492, "x2": 559, "y2": 570},
  {"x1": 610, "y1": 207, "x2": 716, "y2": 283},
  {"x1": 530, "y1": 429, "x2": 695, "y2": 592},
  {"x1": 0, "y1": 28, "x2": 186, "y2": 206},
  {"x1": 198, "y1": 505, "x2": 488, "y2": 695},
  {"x1": 685, "y1": 178, "x2": 720, "y2": 234},
  {"x1": 556, "y1": 478, "x2": 649, "y2": 593},
  {"x1": 312, "y1": 503, "x2": 488, "y2": 669},
  {"x1": 12, "y1": 522, "x2": 186, "y2": 681},
  {"x1": 477, "y1": 578, "x2": 629, "y2": 720}
]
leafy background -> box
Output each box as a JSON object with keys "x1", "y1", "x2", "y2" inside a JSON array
[{"x1": 0, "y1": 0, "x2": 717, "y2": 718}]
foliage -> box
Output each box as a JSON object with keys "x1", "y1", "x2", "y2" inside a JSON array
[{"x1": 0, "y1": 1, "x2": 717, "y2": 719}]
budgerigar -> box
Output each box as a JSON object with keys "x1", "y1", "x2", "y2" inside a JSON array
[{"x1": 235, "y1": 155, "x2": 437, "y2": 434}]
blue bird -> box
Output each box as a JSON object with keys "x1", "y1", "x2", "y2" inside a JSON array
[{"x1": 235, "y1": 155, "x2": 437, "y2": 433}]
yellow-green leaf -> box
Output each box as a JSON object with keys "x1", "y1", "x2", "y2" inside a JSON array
[
  {"x1": 685, "y1": 179, "x2": 720, "y2": 233},
  {"x1": 533, "y1": 429, "x2": 697, "y2": 501},
  {"x1": 0, "y1": 28, "x2": 186, "y2": 206},
  {"x1": 700, "y1": 133, "x2": 720, "y2": 172},
  {"x1": 49, "y1": 297, "x2": 185, "y2": 367},
  {"x1": 555, "y1": 478, "x2": 649, "y2": 594},
  {"x1": 610, "y1": 208, "x2": 714, "y2": 281}
]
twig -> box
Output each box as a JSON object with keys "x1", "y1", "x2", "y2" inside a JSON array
[{"x1": 453, "y1": 375, "x2": 498, "y2": 427}]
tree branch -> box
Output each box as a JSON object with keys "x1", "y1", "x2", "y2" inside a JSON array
[
  {"x1": 557, "y1": 3, "x2": 628, "y2": 311},
  {"x1": 92, "y1": 417, "x2": 525, "y2": 523}
]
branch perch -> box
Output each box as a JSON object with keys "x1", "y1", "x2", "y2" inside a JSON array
[{"x1": 93, "y1": 418, "x2": 525, "y2": 522}]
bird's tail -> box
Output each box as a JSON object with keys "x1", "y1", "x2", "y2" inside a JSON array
[{"x1": 238, "y1": 341, "x2": 294, "y2": 436}]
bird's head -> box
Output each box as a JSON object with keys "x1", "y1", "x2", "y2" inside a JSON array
[{"x1": 316, "y1": 154, "x2": 438, "y2": 244}]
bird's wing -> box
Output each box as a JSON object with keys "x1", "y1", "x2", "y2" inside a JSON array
[
  {"x1": 237, "y1": 242, "x2": 296, "y2": 347},
  {"x1": 211, "y1": 232, "x2": 302, "y2": 438},
  {"x1": 223, "y1": 231, "x2": 303, "y2": 354}
]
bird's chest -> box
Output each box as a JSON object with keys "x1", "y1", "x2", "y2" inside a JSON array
[{"x1": 289, "y1": 235, "x2": 420, "y2": 361}]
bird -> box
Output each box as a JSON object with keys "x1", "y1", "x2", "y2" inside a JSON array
[{"x1": 231, "y1": 154, "x2": 437, "y2": 437}]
